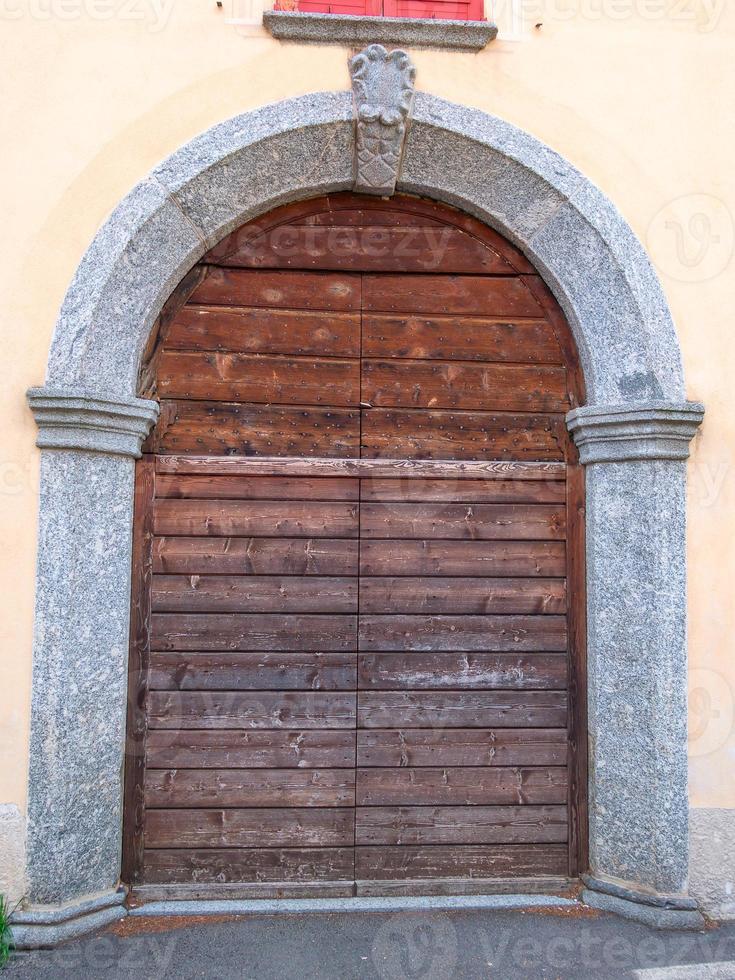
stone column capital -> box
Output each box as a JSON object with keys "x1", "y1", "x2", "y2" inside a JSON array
[
  {"x1": 566, "y1": 401, "x2": 704, "y2": 464},
  {"x1": 27, "y1": 387, "x2": 158, "y2": 459}
]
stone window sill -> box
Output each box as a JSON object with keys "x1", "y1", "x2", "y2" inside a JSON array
[{"x1": 262, "y1": 11, "x2": 498, "y2": 50}]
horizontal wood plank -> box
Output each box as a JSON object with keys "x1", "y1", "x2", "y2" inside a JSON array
[
  {"x1": 355, "y1": 844, "x2": 568, "y2": 880},
  {"x1": 145, "y1": 769, "x2": 355, "y2": 808},
  {"x1": 146, "y1": 808, "x2": 355, "y2": 849},
  {"x1": 356, "y1": 767, "x2": 567, "y2": 806},
  {"x1": 358, "y1": 615, "x2": 568, "y2": 652},
  {"x1": 143, "y1": 847, "x2": 355, "y2": 883},
  {"x1": 355, "y1": 806, "x2": 567, "y2": 846},
  {"x1": 359, "y1": 578, "x2": 566, "y2": 615},
  {"x1": 151, "y1": 401, "x2": 360, "y2": 457},
  {"x1": 146, "y1": 729, "x2": 356, "y2": 769},
  {"x1": 359, "y1": 503, "x2": 565, "y2": 541},
  {"x1": 153, "y1": 500, "x2": 359, "y2": 538},
  {"x1": 362, "y1": 359, "x2": 570, "y2": 413},
  {"x1": 155, "y1": 475, "x2": 359, "y2": 501},
  {"x1": 356, "y1": 728, "x2": 568, "y2": 767},
  {"x1": 151, "y1": 575, "x2": 358, "y2": 613},
  {"x1": 359, "y1": 478, "x2": 565, "y2": 504},
  {"x1": 158, "y1": 351, "x2": 360, "y2": 406},
  {"x1": 358, "y1": 653, "x2": 568, "y2": 690},
  {"x1": 360, "y1": 410, "x2": 566, "y2": 461},
  {"x1": 155, "y1": 456, "x2": 566, "y2": 481},
  {"x1": 357, "y1": 690, "x2": 568, "y2": 728},
  {"x1": 190, "y1": 268, "x2": 361, "y2": 311},
  {"x1": 153, "y1": 537, "x2": 359, "y2": 576},
  {"x1": 362, "y1": 275, "x2": 545, "y2": 317},
  {"x1": 151, "y1": 613, "x2": 357, "y2": 652},
  {"x1": 149, "y1": 652, "x2": 357, "y2": 691},
  {"x1": 362, "y1": 314, "x2": 563, "y2": 364},
  {"x1": 166, "y1": 306, "x2": 360, "y2": 357},
  {"x1": 147, "y1": 691, "x2": 357, "y2": 729},
  {"x1": 359, "y1": 540, "x2": 566, "y2": 577}
]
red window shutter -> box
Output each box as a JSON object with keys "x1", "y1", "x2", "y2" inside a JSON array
[
  {"x1": 382, "y1": 0, "x2": 485, "y2": 17},
  {"x1": 296, "y1": 0, "x2": 382, "y2": 13}
]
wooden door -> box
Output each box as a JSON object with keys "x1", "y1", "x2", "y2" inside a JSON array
[{"x1": 124, "y1": 194, "x2": 587, "y2": 899}]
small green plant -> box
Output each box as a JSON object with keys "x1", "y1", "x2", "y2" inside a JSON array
[{"x1": 0, "y1": 894, "x2": 15, "y2": 968}]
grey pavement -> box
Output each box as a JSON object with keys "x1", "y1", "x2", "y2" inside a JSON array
[{"x1": 6, "y1": 908, "x2": 735, "y2": 979}]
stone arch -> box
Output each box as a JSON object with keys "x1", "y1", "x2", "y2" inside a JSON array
[{"x1": 19, "y1": 88, "x2": 704, "y2": 945}]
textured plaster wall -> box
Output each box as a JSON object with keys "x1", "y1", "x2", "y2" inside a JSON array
[{"x1": 1, "y1": 0, "x2": 734, "y2": 902}]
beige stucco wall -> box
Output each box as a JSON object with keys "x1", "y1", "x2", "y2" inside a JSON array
[{"x1": 1, "y1": 0, "x2": 733, "y2": 904}]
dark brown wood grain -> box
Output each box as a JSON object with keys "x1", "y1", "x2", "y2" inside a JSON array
[
  {"x1": 151, "y1": 613, "x2": 358, "y2": 652},
  {"x1": 355, "y1": 844, "x2": 568, "y2": 880},
  {"x1": 151, "y1": 400, "x2": 361, "y2": 457},
  {"x1": 157, "y1": 351, "x2": 360, "y2": 406},
  {"x1": 357, "y1": 652, "x2": 568, "y2": 690},
  {"x1": 190, "y1": 268, "x2": 361, "y2": 311},
  {"x1": 153, "y1": 536, "x2": 359, "y2": 576},
  {"x1": 355, "y1": 767, "x2": 568, "y2": 806},
  {"x1": 155, "y1": 474, "x2": 359, "y2": 500},
  {"x1": 362, "y1": 314, "x2": 563, "y2": 364},
  {"x1": 356, "y1": 728, "x2": 568, "y2": 768},
  {"x1": 359, "y1": 503, "x2": 566, "y2": 540},
  {"x1": 362, "y1": 360, "x2": 570, "y2": 413},
  {"x1": 153, "y1": 499, "x2": 359, "y2": 538},
  {"x1": 358, "y1": 577, "x2": 566, "y2": 615},
  {"x1": 146, "y1": 729, "x2": 356, "y2": 770},
  {"x1": 143, "y1": 847, "x2": 355, "y2": 883},
  {"x1": 166, "y1": 305, "x2": 360, "y2": 357},
  {"x1": 147, "y1": 691, "x2": 357, "y2": 730},
  {"x1": 121, "y1": 457, "x2": 155, "y2": 885},
  {"x1": 358, "y1": 615, "x2": 568, "y2": 652},
  {"x1": 145, "y1": 769, "x2": 356, "y2": 808},
  {"x1": 359, "y1": 540, "x2": 566, "y2": 577},
  {"x1": 355, "y1": 805, "x2": 568, "y2": 846},
  {"x1": 360, "y1": 410, "x2": 566, "y2": 461},
  {"x1": 151, "y1": 575, "x2": 358, "y2": 613},
  {"x1": 149, "y1": 651, "x2": 357, "y2": 691},
  {"x1": 146, "y1": 807, "x2": 355, "y2": 849},
  {"x1": 357, "y1": 690, "x2": 568, "y2": 728},
  {"x1": 359, "y1": 477, "x2": 565, "y2": 504},
  {"x1": 362, "y1": 274, "x2": 545, "y2": 317}
]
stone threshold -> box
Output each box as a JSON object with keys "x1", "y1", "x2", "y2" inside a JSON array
[{"x1": 263, "y1": 11, "x2": 498, "y2": 50}]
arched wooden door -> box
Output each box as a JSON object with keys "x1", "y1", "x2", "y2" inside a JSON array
[{"x1": 124, "y1": 193, "x2": 587, "y2": 899}]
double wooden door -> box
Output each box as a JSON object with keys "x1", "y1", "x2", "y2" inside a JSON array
[{"x1": 124, "y1": 193, "x2": 586, "y2": 897}]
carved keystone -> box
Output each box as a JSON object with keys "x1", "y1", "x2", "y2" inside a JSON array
[{"x1": 349, "y1": 44, "x2": 416, "y2": 196}]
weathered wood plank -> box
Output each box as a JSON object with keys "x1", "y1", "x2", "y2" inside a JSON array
[
  {"x1": 359, "y1": 540, "x2": 566, "y2": 577},
  {"x1": 355, "y1": 844, "x2": 568, "y2": 880},
  {"x1": 147, "y1": 691, "x2": 357, "y2": 729},
  {"x1": 151, "y1": 613, "x2": 357, "y2": 652},
  {"x1": 153, "y1": 537, "x2": 359, "y2": 576},
  {"x1": 360, "y1": 410, "x2": 565, "y2": 461},
  {"x1": 209, "y1": 224, "x2": 518, "y2": 275},
  {"x1": 190, "y1": 268, "x2": 361, "y2": 311},
  {"x1": 357, "y1": 690, "x2": 568, "y2": 728},
  {"x1": 146, "y1": 729, "x2": 356, "y2": 769},
  {"x1": 359, "y1": 478, "x2": 565, "y2": 504},
  {"x1": 151, "y1": 401, "x2": 360, "y2": 457},
  {"x1": 355, "y1": 806, "x2": 568, "y2": 846},
  {"x1": 149, "y1": 651, "x2": 357, "y2": 691},
  {"x1": 358, "y1": 615, "x2": 568, "y2": 652},
  {"x1": 166, "y1": 305, "x2": 360, "y2": 357},
  {"x1": 158, "y1": 351, "x2": 360, "y2": 406},
  {"x1": 358, "y1": 653, "x2": 568, "y2": 690},
  {"x1": 359, "y1": 503, "x2": 565, "y2": 541},
  {"x1": 145, "y1": 769, "x2": 355, "y2": 808},
  {"x1": 151, "y1": 575, "x2": 358, "y2": 614},
  {"x1": 362, "y1": 314, "x2": 563, "y2": 364},
  {"x1": 362, "y1": 274, "x2": 545, "y2": 317},
  {"x1": 153, "y1": 500, "x2": 359, "y2": 538},
  {"x1": 356, "y1": 728, "x2": 568, "y2": 768},
  {"x1": 359, "y1": 578, "x2": 566, "y2": 615},
  {"x1": 362, "y1": 360, "x2": 570, "y2": 413},
  {"x1": 143, "y1": 847, "x2": 355, "y2": 883},
  {"x1": 146, "y1": 808, "x2": 355, "y2": 849},
  {"x1": 155, "y1": 475, "x2": 359, "y2": 501}
]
